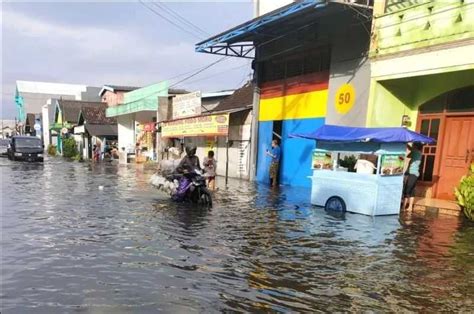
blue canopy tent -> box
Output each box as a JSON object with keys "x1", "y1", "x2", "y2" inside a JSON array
[
  {"x1": 288, "y1": 125, "x2": 435, "y2": 216},
  {"x1": 289, "y1": 125, "x2": 436, "y2": 144}
]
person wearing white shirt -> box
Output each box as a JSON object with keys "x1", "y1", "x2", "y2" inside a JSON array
[{"x1": 354, "y1": 154, "x2": 376, "y2": 174}]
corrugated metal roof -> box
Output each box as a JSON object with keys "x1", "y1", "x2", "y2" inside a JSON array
[
  {"x1": 211, "y1": 83, "x2": 253, "y2": 113},
  {"x1": 58, "y1": 100, "x2": 105, "y2": 124},
  {"x1": 85, "y1": 124, "x2": 118, "y2": 136},
  {"x1": 195, "y1": 0, "x2": 327, "y2": 53},
  {"x1": 81, "y1": 107, "x2": 116, "y2": 125}
]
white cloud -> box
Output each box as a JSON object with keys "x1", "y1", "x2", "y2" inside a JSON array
[
  {"x1": 3, "y1": 9, "x2": 154, "y2": 60},
  {"x1": 1, "y1": 6, "x2": 252, "y2": 118}
]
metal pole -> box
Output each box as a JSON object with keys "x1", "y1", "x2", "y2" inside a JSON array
[
  {"x1": 249, "y1": 79, "x2": 260, "y2": 182},
  {"x1": 225, "y1": 136, "x2": 229, "y2": 186}
]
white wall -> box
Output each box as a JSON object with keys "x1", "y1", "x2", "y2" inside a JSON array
[
  {"x1": 42, "y1": 104, "x2": 50, "y2": 147},
  {"x1": 117, "y1": 114, "x2": 135, "y2": 153},
  {"x1": 257, "y1": 0, "x2": 293, "y2": 16}
]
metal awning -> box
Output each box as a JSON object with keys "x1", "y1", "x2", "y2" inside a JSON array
[
  {"x1": 195, "y1": 0, "x2": 373, "y2": 59},
  {"x1": 195, "y1": 0, "x2": 328, "y2": 58}
]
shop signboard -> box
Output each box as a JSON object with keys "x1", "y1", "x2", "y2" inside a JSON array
[
  {"x1": 172, "y1": 91, "x2": 202, "y2": 119},
  {"x1": 312, "y1": 151, "x2": 332, "y2": 170},
  {"x1": 161, "y1": 114, "x2": 229, "y2": 138},
  {"x1": 380, "y1": 154, "x2": 405, "y2": 176}
]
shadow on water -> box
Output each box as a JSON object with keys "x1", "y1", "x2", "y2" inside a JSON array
[{"x1": 1, "y1": 159, "x2": 473, "y2": 312}]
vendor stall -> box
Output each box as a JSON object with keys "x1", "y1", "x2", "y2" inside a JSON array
[{"x1": 290, "y1": 125, "x2": 435, "y2": 216}]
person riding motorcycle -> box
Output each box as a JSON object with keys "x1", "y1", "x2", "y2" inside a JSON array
[{"x1": 176, "y1": 146, "x2": 201, "y2": 174}]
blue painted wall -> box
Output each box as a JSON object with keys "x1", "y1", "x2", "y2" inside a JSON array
[
  {"x1": 256, "y1": 121, "x2": 273, "y2": 184},
  {"x1": 256, "y1": 118, "x2": 324, "y2": 187}
]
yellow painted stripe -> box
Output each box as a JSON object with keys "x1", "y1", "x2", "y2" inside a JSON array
[{"x1": 259, "y1": 90, "x2": 328, "y2": 121}]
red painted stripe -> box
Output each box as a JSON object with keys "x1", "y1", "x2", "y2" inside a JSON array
[{"x1": 260, "y1": 71, "x2": 329, "y2": 99}]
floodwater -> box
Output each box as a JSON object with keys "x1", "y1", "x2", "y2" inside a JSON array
[{"x1": 1, "y1": 158, "x2": 473, "y2": 313}]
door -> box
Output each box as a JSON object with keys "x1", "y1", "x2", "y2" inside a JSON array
[{"x1": 437, "y1": 116, "x2": 474, "y2": 200}]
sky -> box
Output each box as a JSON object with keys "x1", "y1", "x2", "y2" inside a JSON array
[{"x1": 1, "y1": 1, "x2": 254, "y2": 119}]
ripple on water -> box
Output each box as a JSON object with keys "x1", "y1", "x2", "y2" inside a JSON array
[{"x1": 1, "y1": 158, "x2": 474, "y2": 312}]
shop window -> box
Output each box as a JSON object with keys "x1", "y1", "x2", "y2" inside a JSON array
[
  {"x1": 260, "y1": 48, "x2": 330, "y2": 83},
  {"x1": 429, "y1": 118, "x2": 440, "y2": 141},
  {"x1": 420, "y1": 119, "x2": 430, "y2": 136},
  {"x1": 417, "y1": 118, "x2": 440, "y2": 183},
  {"x1": 423, "y1": 155, "x2": 435, "y2": 182},
  {"x1": 447, "y1": 86, "x2": 474, "y2": 112},
  {"x1": 420, "y1": 86, "x2": 474, "y2": 113}
]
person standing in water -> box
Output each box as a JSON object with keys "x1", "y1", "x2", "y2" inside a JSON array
[
  {"x1": 265, "y1": 139, "x2": 281, "y2": 187},
  {"x1": 203, "y1": 150, "x2": 217, "y2": 191},
  {"x1": 402, "y1": 142, "x2": 423, "y2": 211}
]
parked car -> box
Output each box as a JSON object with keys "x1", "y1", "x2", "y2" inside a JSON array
[
  {"x1": 8, "y1": 136, "x2": 44, "y2": 162},
  {"x1": 0, "y1": 139, "x2": 10, "y2": 157}
]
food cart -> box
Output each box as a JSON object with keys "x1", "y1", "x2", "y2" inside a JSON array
[{"x1": 290, "y1": 125, "x2": 435, "y2": 216}]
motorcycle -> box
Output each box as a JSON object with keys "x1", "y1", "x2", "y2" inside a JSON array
[{"x1": 150, "y1": 169, "x2": 213, "y2": 207}]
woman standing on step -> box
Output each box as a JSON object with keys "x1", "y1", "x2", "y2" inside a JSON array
[{"x1": 402, "y1": 142, "x2": 423, "y2": 212}]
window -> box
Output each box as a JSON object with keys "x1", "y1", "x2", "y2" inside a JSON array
[
  {"x1": 418, "y1": 118, "x2": 440, "y2": 182},
  {"x1": 420, "y1": 86, "x2": 474, "y2": 113},
  {"x1": 260, "y1": 48, "x2": 330, "y2": 83}
]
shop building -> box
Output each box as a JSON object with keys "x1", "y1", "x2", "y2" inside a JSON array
[
  {"x1": 196, "y1": 0, "x2": 373, "y2": 187},
  {"x1": 159, "y1": 83, "x2": 253, "y2": 180},
  {"x1": 99, "y1": 85, "x2": 139, "y2": 107},
  {"x1": 105, "y1": 82, "x2": 189, "y2": 162},
  {"x1": 51, "y1": 100, "x2": 106, "y2": 154},
  {"x1": 74, "y1": 107, "x2": 118, "y2": 160},
  {"x1": 369, "y1": 0, "x2": 474, "y2": 200}
]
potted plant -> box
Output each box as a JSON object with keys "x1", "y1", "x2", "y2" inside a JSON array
[{"x1": 455, "y1": 163, "x2": 474, "y2": 221}]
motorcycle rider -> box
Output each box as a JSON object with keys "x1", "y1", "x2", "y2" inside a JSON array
[
  {"x1": 176, "y1": 146, "x2": 201, "y2": 174},
  {"x1": 173, "y1": 146, "x2": 202, "y2": 201}
]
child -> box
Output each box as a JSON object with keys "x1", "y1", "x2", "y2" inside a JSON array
[{"x1": 203, "y1": 150, "x2": 217, "y2": 191}]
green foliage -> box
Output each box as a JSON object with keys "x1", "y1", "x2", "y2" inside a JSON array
[
  {"x1": 62, "y1": 137, "x2": 78, "y2": 158},
  {"x1": 47, "y1": 144, "x2": 57, "y2": 156},
  {"x1": 339, "y1": 155, "x2": 357, "y2": 172},
  {"x1": 455, "y1": 163, "x2": 474, "y2": 221}
]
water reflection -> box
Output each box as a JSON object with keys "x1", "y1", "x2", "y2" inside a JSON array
[{"x1": 1, "y1": 158, "x2": 473, "y2": 312}]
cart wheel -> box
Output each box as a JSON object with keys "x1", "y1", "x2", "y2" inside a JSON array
[{"x1": 325, "y1": 196, "x2": 346, "y2": 213}]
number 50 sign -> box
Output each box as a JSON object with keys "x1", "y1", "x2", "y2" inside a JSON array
[{"x1": 334, "y1": 83, "x2": 356, "y2": 115}]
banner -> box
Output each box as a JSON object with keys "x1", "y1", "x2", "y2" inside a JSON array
[
  {"x1": 172, "y1": 91, "x2": 202, "y2": 119},
  {"x1": 161, "y1": 114, "x2": 229, "y2": 138},
  {"x1": 381, "y1": 154, "x2": 405, "y2": 176},
  {"x1": 312, "y1": 151, "x2": 332, "y2": 170}
]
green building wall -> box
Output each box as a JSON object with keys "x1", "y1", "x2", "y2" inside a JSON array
[
  {"x1": 372, "y1": 0, "x2": 474, "y2": 57},
  {"x1": 367, "y1": 0, "x2": 474, "y2": 129}
]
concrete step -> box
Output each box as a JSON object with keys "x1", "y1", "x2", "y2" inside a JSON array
[{"x1": 413, "y1": 197, "x2": 462, "y2": 217}]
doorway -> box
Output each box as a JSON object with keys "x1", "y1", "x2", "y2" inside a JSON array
[
  {"x1": 436, "y1": 116, "x2": 474, "y2": 199},
  {"x1": 417, "y1": 86, "x2": 474, "y2": 200}
]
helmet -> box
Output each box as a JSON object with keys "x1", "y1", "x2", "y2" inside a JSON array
[{"x1": 185, "y1": 146, "x2": 197, "y2": 157}]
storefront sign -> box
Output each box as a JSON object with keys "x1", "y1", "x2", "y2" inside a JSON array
[
  {"x1": 172, "y1": 91, "x2": 202, "y2": 119},
  {"x1": 161, "y1": 114, "x2": 229, "y2": 138},
  {"x1": 312, "y1": 151, "x2": 332, "y2": 170},
  {"x1": 380, "y1": 154, "x2": 405, "y2": 176},
  {"x1": 334, "y1": 83, "x2": 356, "y2": 115}
]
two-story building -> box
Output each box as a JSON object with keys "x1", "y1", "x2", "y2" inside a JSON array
[
  {"x1": 369, "y1": 0, "x2": 474, "y2": 200},
  {"x1": 196, "y1": 0, "x2": 374, "y2": 187}
]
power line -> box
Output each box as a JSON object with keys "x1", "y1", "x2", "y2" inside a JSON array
[
  {"x1": 121, "y1": 56, "x2": 230, "y2": 105},
  {"x1": 138, "y1": 0, "x2": 203, "y2": 40},
  {"x1": 150, "y1": 1, "x2": 210, "y2": 38},
  {"x1": 184, "y1": 62, "x2": 250, "y2": 86}
]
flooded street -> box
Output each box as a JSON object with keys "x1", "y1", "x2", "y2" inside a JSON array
[{"x1": 1, "y1": 158, "x2": 473, "y2": 313}]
